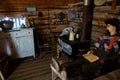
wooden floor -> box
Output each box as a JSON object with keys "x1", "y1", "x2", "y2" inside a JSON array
[
  {"x1": 6, "y1": 51, "x2": 120, "y2": 80},
  {"x1": 7, "y1": 52, "x2": 53, "y2": 80}
]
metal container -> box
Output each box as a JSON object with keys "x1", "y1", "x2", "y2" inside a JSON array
[{"x1": 0, "y1": 21, "x2": 14, "y2": 31}]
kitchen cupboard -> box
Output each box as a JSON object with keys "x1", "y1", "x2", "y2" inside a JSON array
[{"x1": 0, "y1": 28, "x2": 35, "y2": 59}]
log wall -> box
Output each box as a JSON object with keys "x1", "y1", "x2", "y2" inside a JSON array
[{"x1": 0, "y1": 0, "x2": 120, "y2": 47}]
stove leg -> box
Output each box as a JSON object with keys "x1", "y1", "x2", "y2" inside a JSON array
[
  {"x1": 56, "y1": 44, "x2": 62, "y2": 59},
  {"x1": 57, "y1": 51, "x2": 62, "y2": 59}
]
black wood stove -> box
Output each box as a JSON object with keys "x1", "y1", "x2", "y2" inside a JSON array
[{"x1": 57, "y1": 36, "x2": 90, "y2": 58}]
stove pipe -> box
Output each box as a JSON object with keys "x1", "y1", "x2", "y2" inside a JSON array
[{"x1": 80, "y1": 0, "x2": 94, "y2": 41}]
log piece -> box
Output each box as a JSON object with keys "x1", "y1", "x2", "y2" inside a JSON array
[
  {"x1": 67, "y1": 2, "x2": 83, "y2": 8},
  {"x1": 92, "y1": 26, "x2": 106, "y2": 33},
  {"x1": 93, "y1": 13, "x2": 117, "y2": 19},
  {"x1": 92, "y1": 20, "x2": 106, "y2": 27},
  {"x1": 94, "y1": 6, "x2": 120, "y2": 14}
]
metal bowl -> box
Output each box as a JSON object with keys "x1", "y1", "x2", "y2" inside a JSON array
[{"x1": 0, "y1": 21, "x2": 14, "y2": 30}]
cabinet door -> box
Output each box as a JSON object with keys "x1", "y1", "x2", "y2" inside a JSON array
[{"x1": 15, "y1": 36, "x2": 35, "y2": 58}]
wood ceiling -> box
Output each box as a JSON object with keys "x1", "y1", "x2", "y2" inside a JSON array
[{"x1": 0, "y1": 0, "x2": 82, "y2": 12}]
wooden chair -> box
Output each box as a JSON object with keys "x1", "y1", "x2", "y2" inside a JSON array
[
  {"x1": 0, "y1": 70, "x2": 5, "y2": 80},
  {"x1": 50, "y1": 57, "x2": 67, "y2": 80},
  {"x1": 36, "y1": 30, "x2": 54, "y2": 58},
  {"x1": 50, "y1": 57, "x2": 90, "y2": 80}
]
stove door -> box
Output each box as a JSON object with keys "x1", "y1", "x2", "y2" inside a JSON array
[{"x1": 58, "y1": 38, "x2": 72, "y2": 55}]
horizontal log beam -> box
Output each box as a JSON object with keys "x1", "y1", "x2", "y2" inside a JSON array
[
  {"x1": 94, "y1": 6, "x2": 120, "y2": 14},
  {"x1": 93, "y1": 12, "x2": 118, "y2": 19}
]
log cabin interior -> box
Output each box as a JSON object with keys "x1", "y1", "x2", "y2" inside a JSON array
[{"x1": 0, "y1": 0, "x2": 120, "y2": 80}]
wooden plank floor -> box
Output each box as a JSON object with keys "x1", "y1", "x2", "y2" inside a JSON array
[
  {"x1": 7, "y1": 52, "x2": 53, "y2": 80},
  {"x1": 6, "y1": 51, "x2": 120, "y2": 80},
  {"x1": 94, "y1": 68, "x2": 120, "y2": 80}
]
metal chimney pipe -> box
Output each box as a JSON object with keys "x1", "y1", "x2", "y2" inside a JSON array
[{"x1": 80, "y1": 0, "x2": 94, "y2": 41}]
